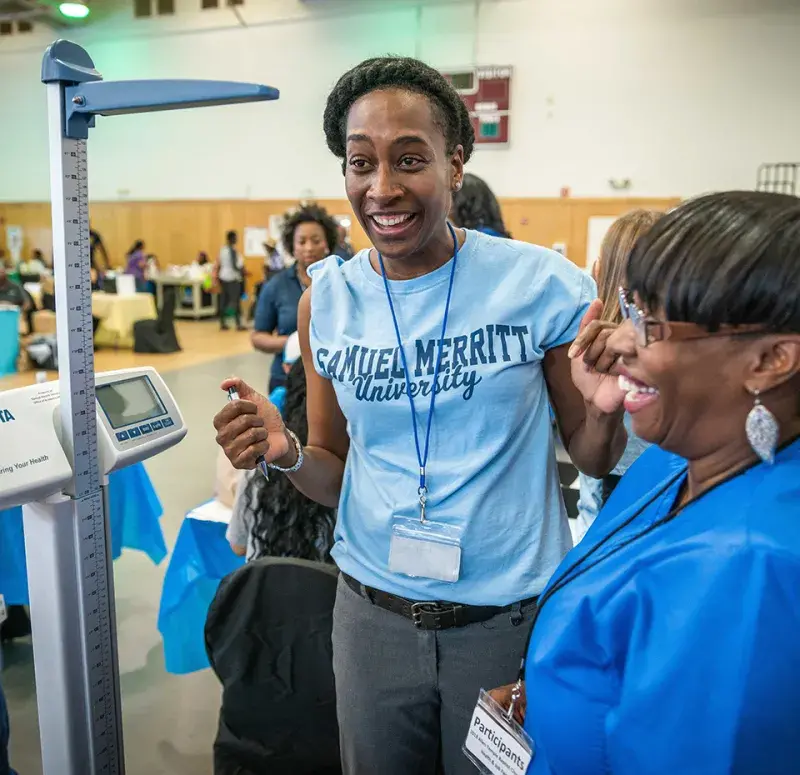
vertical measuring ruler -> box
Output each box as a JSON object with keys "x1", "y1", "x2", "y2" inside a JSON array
[
  {"x1": 44, "y1": 49, "x2": 124, "y2": 775},
  {"x1": 30, "y1": 39, "x2": 279, "y2": 774}
]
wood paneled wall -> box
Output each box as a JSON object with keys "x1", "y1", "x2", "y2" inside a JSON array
[{"x1": 0, "y1": 196, "x2": 679, "y2": 290}]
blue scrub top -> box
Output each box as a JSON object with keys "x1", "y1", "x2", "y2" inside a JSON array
[
  {"x1": 253, "y1": 264, "x2": 305, "y2": 388},
  {"x1": 524, "y1": 440, "x2": 800, "y2": 775}
]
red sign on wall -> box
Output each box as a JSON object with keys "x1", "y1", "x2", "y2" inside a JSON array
[{"x1": 442, "y1": 66, "x2": 512, "y2": 146}]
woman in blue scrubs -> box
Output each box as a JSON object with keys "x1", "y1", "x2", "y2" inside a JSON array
[{"x1": 492, "y1": 190, "x2": 800, "y2": 774}]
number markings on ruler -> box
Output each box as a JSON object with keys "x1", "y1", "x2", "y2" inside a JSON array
[{"x1": 58, "y1": 135, "x2": 123, "y2": 774}]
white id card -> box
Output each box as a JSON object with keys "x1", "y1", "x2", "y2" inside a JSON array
[
  {"x1": 388, "y1": 517, "x2": 462, "y2": 583},
  {"x1": 463, "y1": 690, "x2": 534, "y2": 775},
  {"x1": 0, "y1": 594, "x2": 6, "y2": 627}
]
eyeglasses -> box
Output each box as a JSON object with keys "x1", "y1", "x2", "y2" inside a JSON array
[{"x1": 618, "y1": 287, "x2": 766, "y2": 347}]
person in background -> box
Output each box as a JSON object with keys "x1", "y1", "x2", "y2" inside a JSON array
[
  {"x1": 215, "y1": 57, "x2": 625, "y2": 775},
  {"x1": 0, "y1": 259, "x2": 33, "y2": 335},
  {"x1": 217, "y1": 230, "x2": 245, "y2": 331},
  {"x1": 250, "y1": 240, "x2": 278, "y2": 322},
  {"x1": 19, "y1": 249, "x2": 48, "y2": 278},
  {"x1": 89, "y1": 226, "x2": 109, "y2": 273},
  {"x1": 450, "y1": 172, "x2": 511, "y2": 238},
  {"x1": 144, "y1": 254, "x2": 160, "y2": 295},
  {"x1": 252, "y1": 203, "x2": 338, "y2": 392},
  {"x1": 490, "y1": 191, "x2": 800, "y2": 775},
  {"x1": 125, "y1": 240, "x2": 148, "y2": 292},
  {"x1": 266, "y1": 239, "x2": 284, "y2": 273},
  {"x1": 227, "y1": 351, "x2": 335, "y2": 562},
  {"x1": 574, "y1": 209, "x2": 664, "y2": 540},
  {"x1": 195, "y1": 252, "x2": 214, "y2": 308},
  {"x1": 333, "y1": 222, "x2": 355, "y2": 260}
]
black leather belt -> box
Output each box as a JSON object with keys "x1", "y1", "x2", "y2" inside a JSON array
[{"x1": 342, "y1": 572, "x2": 537, "y2": 631}]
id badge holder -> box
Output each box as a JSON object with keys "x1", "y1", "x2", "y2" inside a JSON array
[
  {"x1": 463, "y1": 689, "x2": 535, "y2": 775},
  {"x1": 388, "y1": 516, "x2": 463, "y2": 583}
]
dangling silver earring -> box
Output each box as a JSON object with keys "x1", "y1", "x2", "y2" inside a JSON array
[{"x1": 746, "y1": 389, "x2": 779, "y2": 464}]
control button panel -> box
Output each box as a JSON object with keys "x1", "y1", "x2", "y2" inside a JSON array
[{"x1": 112, "y1": 416, "x2": 176, "y2": 445}]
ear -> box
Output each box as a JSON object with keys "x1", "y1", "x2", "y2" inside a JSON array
[
  {"x1": 743, "y1": 336, "x2": 800, "y2": 395},
  {"x1": 450, "y1": 145, "x2": 465, "y2": 192}
]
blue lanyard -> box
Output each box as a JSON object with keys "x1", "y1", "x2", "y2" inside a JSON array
[{"x1": 378, "y1": 223, "x2": 460, "y2": 522}]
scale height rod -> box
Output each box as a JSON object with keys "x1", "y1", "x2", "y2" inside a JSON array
[
  {"x1": 33, "y1": 38, "x2": 279, "y2": 774},
  {"x1": 45, "y1": 68, "x2": 125, "y2": 774}
]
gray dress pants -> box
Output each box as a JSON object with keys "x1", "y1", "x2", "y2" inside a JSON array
[{"x1": 331, "y1": 575, "x2": 537, "y2": 775}]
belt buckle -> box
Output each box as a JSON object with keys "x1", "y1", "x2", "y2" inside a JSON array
[{"x1": 411, "y1": 601, "x2": 457, "y2": 630}]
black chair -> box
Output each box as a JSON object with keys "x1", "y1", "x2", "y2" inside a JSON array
[
  {"x1": 205, "y1": 557, "x2": 341, "y2": 775},
  {"x1": 133, "y1": 284, "x2": 181, "y2": 353}
]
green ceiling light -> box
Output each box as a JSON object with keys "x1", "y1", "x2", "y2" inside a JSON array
[{"x1": 59, "y1": 1, "x2": 91, "y2": 19}]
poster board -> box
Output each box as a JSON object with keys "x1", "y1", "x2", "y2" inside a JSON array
[
  {"x1": 243, "y1": 227, "x2": 269, "y2": 258},
  {"x1": 585, "y1": 216, "x2": 617, "y2": 273}
]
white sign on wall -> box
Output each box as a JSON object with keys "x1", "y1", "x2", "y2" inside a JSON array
[
  {"x1": 5, "y1": 225, "x2": 23, "y2": 263},
  {"x1": 585, "y1": 216, "x2": 617, "y2": 273},
  {"x1": 243, "y1": 227, "x2": 269, "y2": 258}
]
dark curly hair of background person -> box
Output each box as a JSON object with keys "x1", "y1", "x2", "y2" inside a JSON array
[
  {"x1": 280, "y1": 203, "x2": 340, "y2": 259},
  {"x1": 323, "y1": 56, "x2": 475, "y2": 163},
  {"x1": 243, "y1": 359, "x2": 336, "y2": 563}
]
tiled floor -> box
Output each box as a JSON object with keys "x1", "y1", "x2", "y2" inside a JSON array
[{"x1": 3, "y1": 339, "x2": 274, "y2": 775}]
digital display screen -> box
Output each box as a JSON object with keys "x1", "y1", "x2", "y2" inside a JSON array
[{"x1": 96, "y1": 376, "x2": 167, "y2": 430}]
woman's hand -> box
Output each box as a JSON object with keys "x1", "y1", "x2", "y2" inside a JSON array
[
  {"x1": 568, "y1": 299, "x2": 625, "y2": 415},
  {"x1": 213, "y1": 377, "x2": 290, "y2": 469},
  {"x1": 487, "y1": 682, "x2": 527, "y2": 725}
]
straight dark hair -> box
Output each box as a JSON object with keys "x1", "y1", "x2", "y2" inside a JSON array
[
  {"x1": 450, "y1": 173, "x2": 510, "y2": 238},
  {"x1": 626, "y1": 191, "x2": 800, "y2": 333}
]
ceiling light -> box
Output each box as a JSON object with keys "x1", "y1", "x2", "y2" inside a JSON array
[{"x1": 59, "y1": 1, "x2": 90, "y2": 19}]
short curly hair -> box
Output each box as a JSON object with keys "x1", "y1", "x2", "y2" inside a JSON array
[
  {"x1": 280, "y1": 203, "x2": 339, "y2": 257},
  {"x1": 323, "y1": 56, "x2": 475, "y2": 164}
]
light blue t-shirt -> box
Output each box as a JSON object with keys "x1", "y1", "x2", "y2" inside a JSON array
[{"x1": 308, "y1": 230, "x2": 594, "y2": 605}]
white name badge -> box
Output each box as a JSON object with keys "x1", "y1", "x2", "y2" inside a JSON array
[
  {"x1": 388, "y1": 517, "x2": 462, "y2": 583},
  {"x1": 463, "y1": 690, "x2": 534, "y2": 775},
  {"x1": 0, "y1": 594, "x2": 6, "y2": 626}
]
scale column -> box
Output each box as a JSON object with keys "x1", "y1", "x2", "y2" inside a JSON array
[{"x1": 40, "y1": 47, "x2": 125, "y2": 775}]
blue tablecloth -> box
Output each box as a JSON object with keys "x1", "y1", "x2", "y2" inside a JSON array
[
  {"x1": 158, "y1": 505, "x2": 244, "y2": 675},
  {"x1": 0, "y1": 308, "x2": 20, "y2": 377},
  {"x1": 0, "y1": 462, "x2": 166, "y2": 605}
]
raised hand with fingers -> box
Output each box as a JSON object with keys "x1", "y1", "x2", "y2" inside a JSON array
[
  {"x1": 213, "y1": 377, "x2": 291, "y2": 470},
  {"x1": 568, "y1": 299, "x2": 626, "y2": 415}
]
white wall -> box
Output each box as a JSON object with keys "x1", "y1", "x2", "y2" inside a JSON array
[{"x1": 0, "y1": 0, "x2": 798, "y2": 201}]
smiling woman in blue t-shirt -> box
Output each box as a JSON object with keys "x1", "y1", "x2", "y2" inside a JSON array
[{"x1": 213, "y1": 57, "x2": 626, "y2": 775}]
